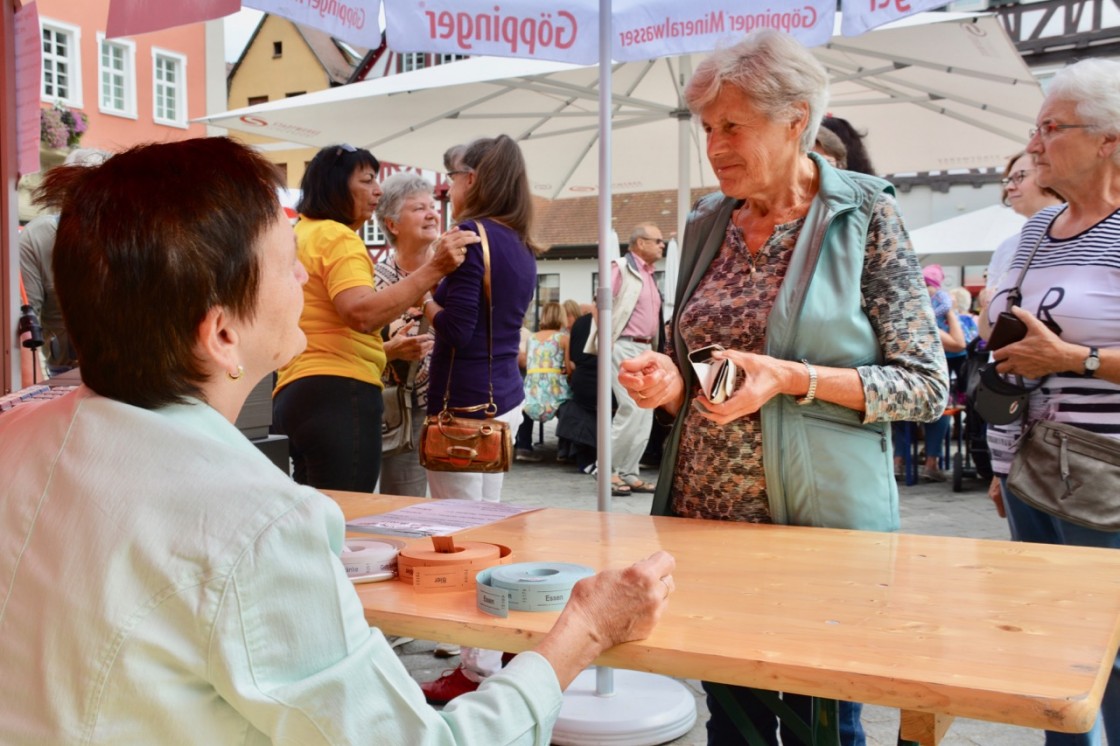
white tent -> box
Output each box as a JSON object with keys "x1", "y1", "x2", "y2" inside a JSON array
[
  {"x1": 909, "y1": 203, "x2": 1026, "y2": 268},
  {"x1": 203, "y1": 14, "x2": 1041, "y2": 200}
]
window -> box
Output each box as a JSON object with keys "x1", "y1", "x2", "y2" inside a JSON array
[
  {"x1": 152, "y1": 48, "x2": 187, "y2": 128},
  {"x1": 97, "y1": 34, "x2": 136, "y2": 118},
  {"x1": 533, "y1": 274, "x2": 561, "y2": 329},
  {"x1": 247, "y1": 95, "x2": 268, "y2": 106},
  {"x1": 285, "y1": 91, "x2": 306, "y2": 98},
  {"x1": 41, "y1": 19, "x2": 82, "y2": 107},
  {"x1": 438, "y1": 53, "x2": 466, "y2": 65},
  {"x1": 274, "y1": 162, "x2": 288, "y2": 182},
  {"x1": 360, "y1": 219, "x2": 385, "y2": 245},
  {"x1": 399, "y1": 52, "x2": 426, "y2": 73},
  {"x1": 273, "y1": 41, "x2": 283, "y2": 57}
]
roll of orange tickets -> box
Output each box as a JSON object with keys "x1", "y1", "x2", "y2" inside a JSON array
[{"x1": 397, "y1": 535, "x2": 513, "y2": 593}]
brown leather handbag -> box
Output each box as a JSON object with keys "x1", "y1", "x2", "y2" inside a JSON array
[{"x1": 419, "y1": 221, "x2": 513, "y2": 473}]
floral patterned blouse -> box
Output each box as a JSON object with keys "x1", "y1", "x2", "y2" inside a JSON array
[{"x1": 670, "y1": 194, "x2": 945, "y2": 523}]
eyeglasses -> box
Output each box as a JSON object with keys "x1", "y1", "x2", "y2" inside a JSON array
[
  {"x1": 1028, "y1": 122, "x2": 1093, "y2": 140},
  {"x1": 446, "y1": 169, "x2": 472, "y2": 181},
  {"x1": 1000, "y1": 170, "x2": 1033, "y2": 187},
  {"x1": 334, "y1": 143, "x2": 357, "y2": 156},
  {"x1": 640, "y1": 236, "x2": 666, "y2": 245}
]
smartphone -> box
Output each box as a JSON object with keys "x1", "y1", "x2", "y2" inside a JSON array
[
  {"x1": 687, "y1": 345, "x2": 737, "y2": 404},
  {"x1": 986, "y1": 312, "x2": 1027, "y2": 352},
  {"x1": 987, "y1": 311, "x2": 1062, "y2": 352}
]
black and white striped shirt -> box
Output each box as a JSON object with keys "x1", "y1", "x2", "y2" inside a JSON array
[{"x1": 987, "y1": 204, "x2": 1120, "y2": 473}]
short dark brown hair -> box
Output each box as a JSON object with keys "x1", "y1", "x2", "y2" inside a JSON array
[
  {"x1": 450, "y1": 135, "x2": 541, "y2": 254},
  {"x1": 36, "y1": 137, "x2": 284, "y2": 409},
  {"x1": 297, "y1": 144, "x2": 380, "y2": 224}
]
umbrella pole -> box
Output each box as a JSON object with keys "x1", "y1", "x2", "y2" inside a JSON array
[
  {"x1": 594, "y1": 0, "x2": 613, "y2": 521},
  {"x1": 594, "y1": 0, "x2": 615, "y2": 700},
  {"x1": 550, "y1": 12, "x2": 697, "y2": 744},
  {"x1": 676, "y1": 56, "x2": 693, "y2": 249}
]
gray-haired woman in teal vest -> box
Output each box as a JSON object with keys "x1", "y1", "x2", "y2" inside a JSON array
[{"x1": 617, "y1": 29, "x2": 948, "y2": 746}]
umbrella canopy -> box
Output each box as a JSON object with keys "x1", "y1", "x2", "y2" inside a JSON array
[
  {"x1": 199, "y1": 11, "x2": 1041, "y2": 512},
  {"x1": 202, "y1": 13, "x2": 1040, "y2": 197},
  {"x1": 909, "y1": 203, "x2": 1027, "y2": 268}
]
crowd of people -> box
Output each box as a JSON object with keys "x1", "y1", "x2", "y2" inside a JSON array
[{"x1": 3, "y1": 26, "x2": 1118, "y2": 746}]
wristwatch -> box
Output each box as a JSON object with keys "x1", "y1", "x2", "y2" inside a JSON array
[{"x1": 1084, "y1": 346, "x2": 1101, "y2": 377}]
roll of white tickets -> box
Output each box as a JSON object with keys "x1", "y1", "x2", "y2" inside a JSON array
[
  {"x1": 341, "y1": 538, "x2": 404, "y2": 582},
  {"x1": 476, "y1": 562, "x2": 594, "y2": 618}
]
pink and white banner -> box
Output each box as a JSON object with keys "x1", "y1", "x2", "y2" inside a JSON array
[
  {"x1": 839, "y1": 0, "x2": 950, "y2": 36},
  {"x1": 384, "y1": 0, "x2": 836, "y2": 64},
  {"x1": 385, "y1": 0, "x2": 597, "y2": 64},
  {"x1": 612, "y1": 0, "x2": 835, "y2": 62},
  {"x1": 14, "y1": 1, "x2": 41, "y2": 177},
  {"x1": 106, "y1": 0, "x2": 240, "y2": 38},
  {"x1": 245, "y1": 0, "x2": 383, "y2": 50}
]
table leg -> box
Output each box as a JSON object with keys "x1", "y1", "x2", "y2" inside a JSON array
[{"x1": 899, "y1": 710, "x2": 953, "y2": 745}]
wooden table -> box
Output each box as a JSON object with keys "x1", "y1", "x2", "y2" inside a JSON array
[{"x1": 331, "y1": 492, "x2": 1120, "y2": 745}]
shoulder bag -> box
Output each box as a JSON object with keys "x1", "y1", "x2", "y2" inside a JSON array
[
  {"x1": 1008, "y1": 420, "x2": 1120, "y2": 531},
  {"x1": 971, "y1": 216, "x2": 1058, "y2": 425},
  {"x1": 381, "y1": 319, "x2": 426, "y2": 458},
  {"x1": 419, "y1": 221, "x2": 513, "y2": 473}
]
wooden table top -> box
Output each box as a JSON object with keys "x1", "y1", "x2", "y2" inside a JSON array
[{"x1": 331, "y1": 492, "x2": 1120, "y2": 735}]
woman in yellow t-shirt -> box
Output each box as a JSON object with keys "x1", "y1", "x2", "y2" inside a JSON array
[{"x1": 273, "y1": 144, "x2": 473, "y2": 491}]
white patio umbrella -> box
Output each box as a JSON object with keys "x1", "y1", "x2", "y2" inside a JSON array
[
  {"x1": 204, "y1": 14, "x2": 1038, "y2": 198},
  {"x1": 909, "y1": 203, "x2": 1027, "y2": 268},
  {"x1": 202, "y1": 11, "x2": 1041, "y2": 524}
]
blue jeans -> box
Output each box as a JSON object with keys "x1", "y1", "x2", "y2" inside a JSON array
[
  {"x1": 1001, "y1": 477, "x2": 1120, "y2": 746},
  {"x1": 273, "y1": 375, "x2": 382, "y2": 492},
  {"x1": 703, "y1": 683, "x2": 865, "y2": 745}
]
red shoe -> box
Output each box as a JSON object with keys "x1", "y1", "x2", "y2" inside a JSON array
[{"x1": 421, "y1": 666, "x2": 479, "y2": 705}]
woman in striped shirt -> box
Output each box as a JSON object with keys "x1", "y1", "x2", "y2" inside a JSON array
[{"x1": 982, "y1": 57, "x2": 1120, "y2": 746}]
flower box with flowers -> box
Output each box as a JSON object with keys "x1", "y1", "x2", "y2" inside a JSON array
[{"x1": 40, "y1": 105, "x2": 88, "y2": 149}]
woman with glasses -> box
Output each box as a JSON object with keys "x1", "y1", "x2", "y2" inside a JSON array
[
  {"x1": 273, "y1": 144, "x2": 471, "y2": 492},
  {"x1": 980, "y1": 58, "x2": 1120, "y2": 746},
  {"x1": 417, "y1": 135, "x2": 541, "y2": 704},
  {"x1": 984, "y1": 151, "x2": 1064, "y2": 294},
  {"x1": 615, "y1": 30, "x2": 948, "y2": 745}
]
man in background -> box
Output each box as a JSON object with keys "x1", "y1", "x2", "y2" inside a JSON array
[{"x1": 587, "y1": 222, "x2": 664, "y2": 496}]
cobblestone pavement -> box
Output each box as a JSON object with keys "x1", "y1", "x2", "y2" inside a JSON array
[{"x1": 390, "y1": 420, "x2": 1108, "y2": 745}]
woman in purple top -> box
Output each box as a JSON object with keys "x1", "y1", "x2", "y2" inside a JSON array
[
  {"x1": 419, "y1": 133, "x2": 538, "y2": 502},
  {"x1": 418, "y1": 134, "x2": 539, "y2": 703}
]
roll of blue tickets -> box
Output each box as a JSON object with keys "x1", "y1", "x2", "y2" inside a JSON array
[{"x1": 475, "y1": 562, "x2": 594, "y2": 618}]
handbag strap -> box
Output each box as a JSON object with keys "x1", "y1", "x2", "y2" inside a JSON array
[
  {"x1": 998, "y1": 208, "x2": 1064, "y2": 428},
  {"x1": 1003, "y1": 208, "x2": 1063, "y2": 313},
  {"x1": 401, "y1": 317, "x2": 427, "y2": 406},
  {"x1": 440, "y1": 220, "x2": 498, "y2": 418}
]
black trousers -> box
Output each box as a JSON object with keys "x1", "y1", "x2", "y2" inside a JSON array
[{"x1": 273, "y1": 375, "x2": 383, "y2": 492}]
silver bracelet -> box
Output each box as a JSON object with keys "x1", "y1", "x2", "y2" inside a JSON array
[{"x1": 796, "y1": 359, "x2": 817, "y2": 406}]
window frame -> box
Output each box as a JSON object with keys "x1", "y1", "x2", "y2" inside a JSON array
[
  {"x1": 40, "y1": 17, "x2": 83, "y2": 108},
  {"x1": 97, "y1": 33, "x2": 137, "y2": 119},
  {"x1": 151, "y1": 47, "x2": 188, "y2": 129},
  {"x1": 398, "y1": 52, "x2": 426, "y2": 73},
  {"x1": 360, "y1": 219, "x2": 385, "y2": 246}
]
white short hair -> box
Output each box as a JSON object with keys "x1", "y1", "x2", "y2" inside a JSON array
[
  {"x1": 684, "y1": 29, "x2": 829, "y2": 154},
  {"x1": 1046, "y1": 58, "x2": 1120, "y2": 165}
]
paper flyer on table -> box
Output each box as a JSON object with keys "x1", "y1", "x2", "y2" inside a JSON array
[{"x1": 346, "y1": 499, "x2": 542, "y2": 538}]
